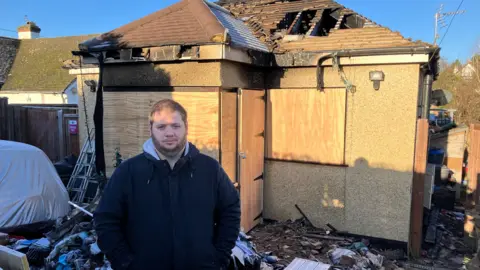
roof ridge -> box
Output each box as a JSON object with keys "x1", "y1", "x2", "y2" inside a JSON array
[
  {"x1": 22, "y1": 34, "x2": 99, "y2": 40},
  {"x1": 188, "y1": 0, "x2": 226, "y2": 41},
  {"x1": 109, "y1": 1, "x2": 189, "y2": 37}
]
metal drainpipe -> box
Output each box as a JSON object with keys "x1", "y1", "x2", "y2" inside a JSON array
[
  {"x1": 423, "y1": 72, "x2": 433, "y2": 119},
  {"x1": 316, "y1": 54, "x2": 333, "y2": 90}
]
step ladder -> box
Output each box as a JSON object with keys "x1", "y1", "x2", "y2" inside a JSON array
[{"x1": 67, "y1": 130, "x2": 100, "y2": 204}]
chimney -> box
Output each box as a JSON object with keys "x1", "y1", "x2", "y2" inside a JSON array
[{"x1": 17, "y1": 21, "x2": 41, "y2": 39}]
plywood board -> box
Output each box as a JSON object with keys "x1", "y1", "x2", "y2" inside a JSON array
[
  {"x1": 266, "y1": 88, "x2": 346, "y2": 165},
  {"x1": 221, "y1": 91, "x2": 237, "y2": 182},
  {"x1": 240, "y1": 89, "x2": 265, "y2": 232},
  {"x1": 445, "y1": 157, "x2": 464, "y2": 183},
  {"x1": 103, "y1": 90, "x2": 220, "y2": 176}
]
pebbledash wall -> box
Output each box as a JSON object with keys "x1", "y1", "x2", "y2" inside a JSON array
[{"x1": 264, "y1": 63, "x2": 420, "y2": 243}]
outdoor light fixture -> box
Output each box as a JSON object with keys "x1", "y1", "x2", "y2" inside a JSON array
[{"x1": 369, "y1": 71, "x2": 385, "y2": 90}]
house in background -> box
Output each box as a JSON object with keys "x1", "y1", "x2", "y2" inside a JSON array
[
  {"x1": 0, "y1": 21, "x2": 97, "y2": 104},
  {"x1": 70, "y1": 0, "x2": 439, "y2": 251}
]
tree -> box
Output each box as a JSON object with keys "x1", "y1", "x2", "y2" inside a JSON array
[{"x1": 433, "y1": 50, "x2": 480, "y2": 125}]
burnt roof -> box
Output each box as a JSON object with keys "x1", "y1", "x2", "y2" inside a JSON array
[
  {"x1": 80, "y1": 0, "x2": 434, "y2": 57},
  {"x1": 219, "y1": 0, "x2": 434, "y2": 53}
]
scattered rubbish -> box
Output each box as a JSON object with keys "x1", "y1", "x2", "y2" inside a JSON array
[
  {"x1": 67, "y1": 201, "x2": 94, "y2": 217},
  {"x1": 0, "y1": 245, "x2": 29, "y2": 270},
  {"x1": 349, "y1": 242, "x2": 369, "y2": 255},
  {"x1": 366, "y1": 251, "x2": 384, "y2": 268},
  {"x1": 401, "y1": 262, "x2": 435, "y2": 270},
  {"x1": 0, "y1": 232, "x2": 8, "y2": 245},
  {"x1": 328, "y1": 248, "x2": 356, "y2": 265},
  {"x1": 294, "y1": 204, "x2": 313, "y2": 228},
  {"x1": 303, "y1": 234, "x2": 351, "y2": 242},
  {"x1": 285, "y1": 257, "x2": 330, "y2": 270}
]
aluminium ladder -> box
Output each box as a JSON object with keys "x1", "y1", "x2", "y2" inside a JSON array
[{"x1": 67, "y1": 130, "x2": 99, "y2": 204}]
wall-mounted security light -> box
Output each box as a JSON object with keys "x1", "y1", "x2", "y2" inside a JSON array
[
  {"x1": 369, "y1": 71, "x2": 385, "y2": 90},
  {"x1": 84, "y1": 80, "x2": 97, "y2": 92}
]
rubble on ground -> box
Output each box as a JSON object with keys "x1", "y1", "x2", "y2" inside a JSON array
[
  {"x1": 243, "y1": 215, "x2": 475, "y2": 270},
  {"x1": 0, "y1": 198, "x2": 111, "y2": 270}
]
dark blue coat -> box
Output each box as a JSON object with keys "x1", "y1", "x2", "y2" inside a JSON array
[{"x1": 93, "y1": 142, "x2": 241, "y2": 270}]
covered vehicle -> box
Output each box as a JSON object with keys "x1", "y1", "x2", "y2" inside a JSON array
[{"x1": 0, "y1": 140, "x2": 70, "y2": 231}]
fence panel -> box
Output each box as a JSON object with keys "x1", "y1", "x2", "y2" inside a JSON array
[{"x1": 1, "y1": 98, "x2": 79, "y2": 162}]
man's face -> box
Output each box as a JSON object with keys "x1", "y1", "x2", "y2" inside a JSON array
[{"x1": 150, "y1": 109, "x2": 187, "y2": 157}]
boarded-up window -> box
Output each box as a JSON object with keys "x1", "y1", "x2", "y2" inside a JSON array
[{"x1": 266, "y1": 88, "x2": 346, "y2": 165}]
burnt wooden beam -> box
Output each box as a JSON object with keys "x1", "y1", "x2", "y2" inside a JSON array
[
  {"x1": 306, "y1": 9, "x2": 324, "y2": 36},
  {"x1": 334, "y1": 12, "x2": 346, "y2": 30},
  {"x1": 287, "y1": 11, "x2": 303, "y2": 34},
  {"x1": 149, "y1": 46, "x2": 182, "y2": 61}
]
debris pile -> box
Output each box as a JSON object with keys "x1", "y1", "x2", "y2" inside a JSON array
[
  {"x1": 417, "y1": 207, "x2": 475, "y2": 269},
  {"x1": 1, "y1": 199, "x2": 112, "y2": 270},
  {"x1": 245, "y1": 219, "x2": 409, "y2": 270}
]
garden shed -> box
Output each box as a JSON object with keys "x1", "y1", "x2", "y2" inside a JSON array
[{"x1": 72, "y1": 0, "x2": 439, "y2": 249}]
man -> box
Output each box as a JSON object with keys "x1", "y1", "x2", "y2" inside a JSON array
[{"x1": 94, "y1": 99, "x2": 241, "y2": 270}]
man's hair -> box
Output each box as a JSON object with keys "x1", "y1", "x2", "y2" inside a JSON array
[{"x1": 149, "y1": 99, "x2": 188, "y2": 125}]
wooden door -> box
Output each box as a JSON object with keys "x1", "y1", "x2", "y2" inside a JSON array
[{"x1": 238, "y1": 89, "x2": 265, "y2": 232}]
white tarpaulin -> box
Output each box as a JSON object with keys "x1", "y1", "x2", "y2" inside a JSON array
[{"x1": 0, "y1": 140, "x2": 70, "y2": 229}]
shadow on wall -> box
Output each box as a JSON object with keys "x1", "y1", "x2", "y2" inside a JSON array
[
  {"x1": 264, "y1": 154, "x2": 417, "y2": 243},
  {"x1": 103, "y1": 62, "x2": 174, "y2": 87}
]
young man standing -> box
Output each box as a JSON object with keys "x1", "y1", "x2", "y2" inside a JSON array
[{"x1": 94, "y1": 99, "x2": 241, "y2": 269}]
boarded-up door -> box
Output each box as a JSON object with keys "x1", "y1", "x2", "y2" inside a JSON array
[{"x1": 239, "y1": 89, "x2": 265, "y2": 232}]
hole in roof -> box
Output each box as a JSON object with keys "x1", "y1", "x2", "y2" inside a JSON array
[
  {"x1": 290, "y1": 10, "x2": 317, "y2": 35},
  {"x1": 311, "y1": 9, "x2": 338, "y2": 36},
  {"x1": 277, "y1": 12, "x2": 298, "y2": 31},
  {"x1": 340, "y1": 14, "x2": 365, "y2": 29},
  {"x1": 105, "y1": 50, "x2": 120, "y2": 60}
]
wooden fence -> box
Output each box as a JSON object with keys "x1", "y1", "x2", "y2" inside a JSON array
[
  {"x1": 469, "y1": 124, "x2": 480, "y2": 205},
  {"x1": 0, "y1": 97, "x2": 80, "y2": 162}
]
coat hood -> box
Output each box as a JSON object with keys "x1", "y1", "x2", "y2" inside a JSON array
[{"x1": 142, "y1": 138, "x2": 199, "y2": 161}]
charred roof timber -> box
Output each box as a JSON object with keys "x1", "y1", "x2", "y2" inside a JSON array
[
  {"x1": 278, "y1": 8, "x2": 362, "y2": 38},
  {"x1": 315, "y1": 9, "x2": 339, "y2": 36}
]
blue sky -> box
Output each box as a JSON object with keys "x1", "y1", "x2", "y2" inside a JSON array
[{"x1": 0, "y1": 0, "x2": 478, "y2": 63}]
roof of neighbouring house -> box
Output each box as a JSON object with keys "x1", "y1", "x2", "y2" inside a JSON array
[
  {"x1": 217, "y1": 0, "x2": 434, "y2": 53},
  {"x1": 1, "y1": 34, "x2": 97, "y2": 92},
  {"x1": 81, "y1": 0, "x2": 269, "y2": 52},
  {"x1": 0, "y1": 37, "x2": 20, "y2": 89}
]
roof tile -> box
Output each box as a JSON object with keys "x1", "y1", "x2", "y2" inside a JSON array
[{"x1": 0, "y1": 37, "x2": 19, "y2": 87}]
